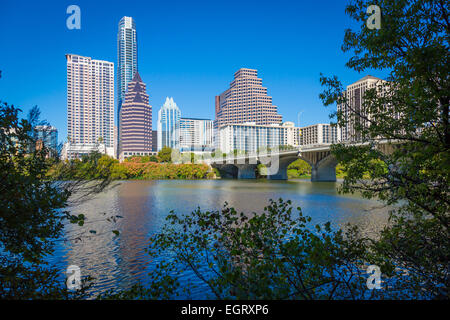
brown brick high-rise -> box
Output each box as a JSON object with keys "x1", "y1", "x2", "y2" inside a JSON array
[{"x1": 119, "y1": 72, "x2": 152, "y2": 160}]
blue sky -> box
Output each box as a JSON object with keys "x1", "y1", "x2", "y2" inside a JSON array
[{"x1": 0, "y1": 0, "x2": 386, "y2": 142}]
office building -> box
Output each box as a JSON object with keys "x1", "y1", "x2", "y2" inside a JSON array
[
  {"x1": 118, "y1": 72, "x2": 152, "y2": 161},
  {"x1": 61, "y1": 142, "x2": 107, "y2": 161},
  {"x1": 218, "y1": 122, "x2": 300, "y2": 154},
  {"x1": 66, "y1": 54, "x2": 114, "y2": 158},
  {"x1": 215, "y1": 68, "x2": 282, "y2": 148},
  {"x1": 215, "y1": 68, "x2": 282, "y2": 128},
  {"x1": 300, "y1": 124, "x2": 339, "y2": 146},
  {"x1": 34, "y1": 125, "x2": 58, "y2": 151},
  {"x1": 180, "y1": 118, "x2": 214, "y2": 152},
  {"x1": 157, "y1": 97, "x2": 181, "y2": 150},
  {"x1": 152, "y1": 130, "x2": 158, "y2": 152}
]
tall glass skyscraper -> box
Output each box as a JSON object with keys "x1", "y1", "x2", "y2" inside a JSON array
[
  {"x1": 117, "y1": 17, "x2": 138, "y2": 151},
  {"x1": 157, "y1": 97, "x2": 181, "y2": 151}
]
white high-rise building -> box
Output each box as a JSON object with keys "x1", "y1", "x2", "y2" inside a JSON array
[
  {"x1": 218, "y1": 122, "x2": 300, "y2": 154},
  {"x1": 65, "y1": 54, "x2": 114, "y2": 158},
  {"x1": 157, "y1": 97, "x2": 181, "y2": 151},
  {"x1": 300, "y1": 124, "x2": 340, "y2": 146},
  {"x1": 180, "y1": 118, "x2": 214, "y2": 152}
]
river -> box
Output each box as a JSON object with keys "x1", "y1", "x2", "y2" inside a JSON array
[{"x1": 49, "y1": 179, "x2": 390, "y2": 298}]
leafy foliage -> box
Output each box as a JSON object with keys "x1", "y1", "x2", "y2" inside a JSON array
[
  {"x1": 141, "y1": 0, "x2": 449, "y2": 300},
  {"x1": 0, "y1": 102, "x2": 112, "y2": 299},
  {"x1": 158, "y1": 146, "x2": 173, "y2": 163},
  {"x1": 147, "y1": 199, "x2": 394, "y2": 299},
  {"x1": 287, "y1": 159, "x2": 312, "y2": 178},
  {"x1": 50, "y1": 153, "x2": 214, "y2": 180},
  {"x1": 320, "y1": 0, "x2": 449, "y2": 298}
]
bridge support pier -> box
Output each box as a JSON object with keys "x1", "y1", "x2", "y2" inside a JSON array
[
  {"x1": 267, "y1": 169, "x2": 288, "y2": 180},
  {"x1": 311, "y1": 163, "x2": 337, "y2": 182},
  {"x1": 266, "y1": 156, "x2": 298, "y2": 180},
  {"x1": 210, "y1": 149, "x2": 338, "y2": 182},
  {"x1": 236, "y1": 164, "x2": 257, "y2": 179},
  {"x1": 306, "y1": 152, "x2": 338, "y2": 182},
  {"x1": 213, "y1": 164, "x2": 238, "y2": 179}
]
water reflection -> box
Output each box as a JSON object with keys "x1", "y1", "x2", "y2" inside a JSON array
[{"x1": 49, "y1": 179, "x2": 389, "y2": 298}]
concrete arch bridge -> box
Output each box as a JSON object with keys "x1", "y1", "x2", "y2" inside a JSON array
[
  {"x1": 205, "y1": 142, "x2": 396, "y2": 182},
  {"x1": 206, "y1": 146, "x2": 336, "y2": 182}
]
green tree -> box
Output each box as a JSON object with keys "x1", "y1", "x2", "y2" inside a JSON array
[
  {"x1": 110, "y1": 162, "x2": 128, "y2": 179},
  {"x1": 320, "y1": 0, "x2": 449, "y2": 298},
  {"x1": 335, "y1": 164, "x2": 347, "y2": 178},
  {"x1": 147, "y1": 199, "x2": 381, "y2": 299},
  {"x1": 257, "y1": 163, "x2": 267, "y2": 177},
  {"x1": 158, "y1": 146, "x2": 173, "y2": 163},
  {"x1": 96, "y1": 155, "x2": 119, "y2": 179},
  {"x1": 0, "y1": 102, "x2": 114, "y2": 298},
  {"x1": 287, "y1": 159, "x2": 311, "y2": 178},
  {"x1": 140, "y1": 0, "x2": 449, "y2": 300}
]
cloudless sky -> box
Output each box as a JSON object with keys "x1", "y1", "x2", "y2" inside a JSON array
[{"x1": 0, "y1": 0, "x2": 387, "y2": 142}]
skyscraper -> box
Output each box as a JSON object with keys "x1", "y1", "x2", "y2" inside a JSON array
[
  {"x1": 338, "y1": 75, "x2": 386, "y2": 142},
  {"x1": 66, "y1": 54, "x2": 114, "y2": 155},
  {"x1": 157, "y1": 97, "x2": 181, "y2": 151},
  {"x1": 215, "y1": 68, "x2": 282, "y2": 129},
  {"x1": 119, "y1": 72, "x2": 152, "y2": 160},
  {"x1": 117, "y1": 17, "x2": 138, "y2": 151}
]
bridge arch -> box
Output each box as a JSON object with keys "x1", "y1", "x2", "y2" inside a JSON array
[
  {"x1": 311, "y1": 153, "x2": 337, "y2": 182},
  {"x1": 297, "y1": 156, "x2": 313, "y2": 167},
  {"x1": 212, "y1": 164, "x2": 238, "y2": 179},
  {"x1": 265, "y1": 155, "x2": 299, "y2": 180},
  {"x1": 209, "y1": 148, "x2": 338, "y2": 182}
]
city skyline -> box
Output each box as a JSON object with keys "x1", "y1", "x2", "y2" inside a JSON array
[
  {"x1": 1, "y1": 0, "x2": 445, "y2": 304},
  {"x1": 0, "y1": 1, "x2": 388, "y2": 144}
]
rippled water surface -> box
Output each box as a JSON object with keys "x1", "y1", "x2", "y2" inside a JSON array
[{"x1": 49, "y1": 179, "x2": 389, "y2": 298}]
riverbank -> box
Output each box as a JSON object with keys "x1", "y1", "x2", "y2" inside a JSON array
[{"x1": 49, "y1": 154, "x2": 216, "y2": 180}]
